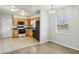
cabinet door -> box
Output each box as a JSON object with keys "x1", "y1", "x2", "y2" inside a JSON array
[
  {"x1": 25, "y1": 19, "x2": 28, "y2": 25},
  {"x1": 25, "y1": 29, "x2": 32, "y2": 36},
  {"x1": 28, "y1": 19, "x2": 32, "y2": 25},
  {"x1": 13, "y1": 29, "x2": 18, "y2": 38},
  {"x1": 25, "y1": 29, "x2": 29, "y2": 36},
  {"x1": 28, "y1": 29, "x2": 32, "y2": 36},
  {"x1": 13, "y1": 18, "x2": 18, "y2": 25}
]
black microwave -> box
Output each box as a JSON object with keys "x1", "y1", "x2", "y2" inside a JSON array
[{"x1": 18, "y1": 22, "x2": 24, "y2": 25}]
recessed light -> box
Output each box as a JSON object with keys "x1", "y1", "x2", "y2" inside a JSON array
[
  {"x1": 9, "y1": 6, "x2": 18, "y2": 12},
  {"x1": 10, "y1": 8, "x2": 19, "y2": 12},
  {"x1": 10, "y1": 8, "x2": 15, "y2": 12},
  {"x1": 20, "y1": 10, "x2": 25, "y2": 15},
  {"x1": 21, "y1": 13, "x2": 25, "y2": 15}
]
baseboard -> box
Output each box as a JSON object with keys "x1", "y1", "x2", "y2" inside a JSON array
[
  {"x1": 50, "y1": 40, "x2": 79, "y2": 51},
  {"x1": 40, "y1": 40, "x2": 49, "y2": 44}
]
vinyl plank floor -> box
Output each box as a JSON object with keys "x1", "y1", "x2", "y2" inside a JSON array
[
  {"x1": 6, "y1": 41, "x2": 79, "y2": 54},
  {"x1": 0, "y1": 40, "x2": 2, "y2": 53}
]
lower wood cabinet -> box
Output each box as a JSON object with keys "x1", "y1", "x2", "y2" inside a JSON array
[
  {"x1": 25, "y1": 29, "x2": 33, "y2": 37},
  {"x1": 13, "y1": 29, "x2": 18, "y2": 38}
]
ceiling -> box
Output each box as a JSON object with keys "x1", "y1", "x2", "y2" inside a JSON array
[
  {"x1": 0, "y1": 5, "x2": 69, "y2": 17},
  {"x1": 0, "y1": 5, "x2": 51, "y2": 16}
]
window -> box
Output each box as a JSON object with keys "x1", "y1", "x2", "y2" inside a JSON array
[{"x1": 56, "y1": 10, "x2": 69, "y2": 34}]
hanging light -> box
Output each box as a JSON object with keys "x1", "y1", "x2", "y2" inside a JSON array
[{"x1": 49, "y1": 5, "x2": 56, "y2": 14}]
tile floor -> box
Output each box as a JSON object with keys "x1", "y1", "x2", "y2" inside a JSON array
[
  {"x1": 0, "y1": 36, "x2": 38, "y2": 54},
  {"x1": 6, "y1": 41, "x2": 79, "y2": 54}
]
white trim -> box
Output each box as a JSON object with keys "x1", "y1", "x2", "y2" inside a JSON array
[
  {"x1": 39, "y1": 40, "x2": 49, "y2": 44},
  {"x1": 56, "y1": 31, "x2": 69, "y2": 34},
  {"x1": 50, "y1": 40, "x2": 79, "y2": 51}
]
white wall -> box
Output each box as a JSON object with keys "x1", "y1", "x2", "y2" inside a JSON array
[
  {"x1": 2, "y1": 14, "x2": 12, "y2": 38},
  {"x1": 50, "y1": 6, "x2": 79, "y2": 50},
  {"x1": 30, "y1": 10, "x2": 50, "y2": 43},
  {"x1": 40, "y1": 10, "x2": 50, "y2": 43},
  {"x1": 0, "y1": 13, "x2": 2, "y2": 38},
  {"x1": 49, "y1": 13, "x2": 56, "y2": 40}
]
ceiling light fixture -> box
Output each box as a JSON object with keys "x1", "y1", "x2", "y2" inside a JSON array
[
  {"x1": 10, "y1": 8, "x2": 16, "y2": 12},
  {"x1": 20, "y1": 10, "x2": 26, "y2": 16},
  {"x1": 9, "y1": 5, "x2": 18, "y2": 12},
  {"x1": 49, "y1": 5, "x2": 56, "y2": 14}
]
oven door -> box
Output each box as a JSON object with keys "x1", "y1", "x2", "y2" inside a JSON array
[{"x1": 19, "y1": 29, "x2": 25, "y2": 34}]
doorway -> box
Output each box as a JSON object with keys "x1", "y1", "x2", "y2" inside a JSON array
[{"x1": 12, "y1": 17, "x2": 40, "y2": 42}]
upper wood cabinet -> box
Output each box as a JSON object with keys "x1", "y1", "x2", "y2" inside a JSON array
[
  {"x1": 13, "y1": 18, "x2": 18, "y2": 25},
  {"x1": 13, "y1": 18, "x2": 25, "y2": 25},
  {"x1": 25, "y1": 19, "x2": 32, "y2": 25},
  {"x1": 25, "y1": 19, "x2": 28, "y2": 25},
  {"x1": 18, "y1": 18, "x2": 24, "y2": 22},
  {"x1": 28, "y1": 19, "x2": 32, "y2": 25}
]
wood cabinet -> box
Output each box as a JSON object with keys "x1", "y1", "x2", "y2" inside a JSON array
[
  {"x1": 13, "y1": 18, "x2": 18, "y2": 25},
  {"x1": 13, "y1": 17, "x2": 39, "y2": 38},
  {"x1": 18, "y1": 18, "x2": 24, "y2": 22},
  {"x1": 13, "y1": 18, "x2": 18, "y2": 38},
  {"x1": 25, "y1": 29, "x2": 32, "y2": 36},
  {"x1": 13, "y1": 29, "x2": 18, "y2": 38},
  {"x1": 28, "y1": 19, "x2": 32, "y2": 25},
  {"x1": 25, "y1": 19, "x2": 28, "y2": 25}
]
